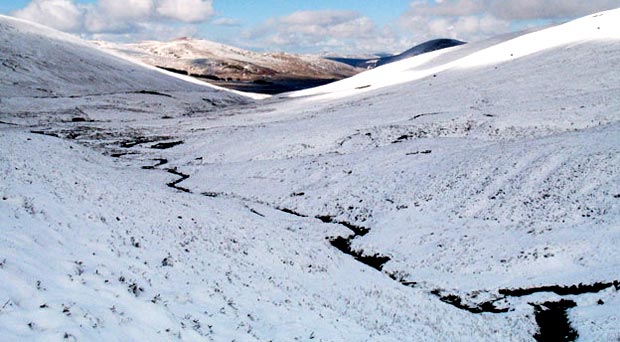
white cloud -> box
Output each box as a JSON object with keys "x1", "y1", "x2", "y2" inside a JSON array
[
  {"x1": 486, "y1": 0, "x2": 620, "y2": 20},
  {"x1": 81, "y1": 0, "x2": 156, "y2": 33},
  {"x1": 90, "y1": 21, "x2": 199, "y2": 42},
  {"x1": 400, "y1": 0, "x2": 618, "y2": 44},
  {"x1": 212, "y1": 17, "x2": 240, "y2": 26},
  {"x1": 82, "y1": 5, "x2": 128, "y2": 33},
  {"x1": 156, "y1": 0, "x2": 214, "y2": 22},
  {"x1": 11, "y1": 0, "x2": 619, "y2": 53},
  {"x1": 12, "y1": 0, "x2": 82, "y2": 31},
  {"x1": 240, "y1": 2, "x2": 620, "y2": 54},
  {"x1": 98, "y1": 0, "x2": 153, "y2": 20},
  {"x1": 408, "y1": 0, "x2": 482, "y2": 17},
  {"x1": 243, "y1": 10, "x2": 399, "y2": 54},
  {"x1": 12, "y1": 0, "x2": 215, "y2": 40},
  {"x1": 407, "y1": 0, "x2": 619, "y2": 20},
  {"x1": 401, "y1": 13, "x2": 510, "y2": 42},
  {"x1": 280, "y1": 10, "x2": 359, "y2": 26}
]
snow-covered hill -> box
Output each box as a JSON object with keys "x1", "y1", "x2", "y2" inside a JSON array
[
  {"x1": 290, "y1": 10, "x2": 620, "y2": 99},
  {"x1": 2, "y1": 8, "x2": 620, "y2": 342},
  {"x1": 96, "y1": 37, "x2": 360, "y2": 93},
  {"x1": 325, "y1": 38, "x2": 466, "y2": 69}
]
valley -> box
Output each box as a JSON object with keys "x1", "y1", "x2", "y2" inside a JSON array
[{"x1": 1, "y1": 9, "x2": 620, "y2": 341}]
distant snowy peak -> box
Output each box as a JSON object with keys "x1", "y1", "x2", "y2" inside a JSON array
[
  {"x1": 99, "y1": 37, "x2": 361, "y2": 83},
  {"x1": 325, "y1": 38, "x2": 466, "y2": 69},
  {"x1": 129, "y1": 37, "x2": 249, "y2": 60},
  {"x1": 376, "y1": 39, "x2": 466, "y2": 67}
]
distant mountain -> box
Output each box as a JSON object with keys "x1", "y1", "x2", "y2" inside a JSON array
[
  {"x1": 96, "y1": 38, "x2": 362, "y2": 94},
  {"x1": 325, "y1": 38, "x2": 466, "y2": 69}
]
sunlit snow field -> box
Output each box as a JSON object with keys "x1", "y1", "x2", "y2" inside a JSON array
[{"x1": 1, "y1": 9, "x2": 620, "y2": 341}]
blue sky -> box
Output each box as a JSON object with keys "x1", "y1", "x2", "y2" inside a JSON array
[
  {"x1": 201, "y1": 0, "x2": 412, "y2": 52},
  {"x1": 1, "y1": 1, "x2": 412, "y2": 27},
  {"x1": 213, "y1": 0, "x2": 412, "y2": 27},
  {"x1": 3, "y1": 1, "x2": 618, "y2": 54}
]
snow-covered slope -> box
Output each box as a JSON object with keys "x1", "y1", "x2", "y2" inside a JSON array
[
  {"x1": 2, "y1": 8, "x2": 620, "y2": 342},
  {"x1": 0, "y1": 15, "x2": 254, "y2": 100},
  {"x1": 1, "y1": 126, "x2": 529, "y2": 341},
  {"x1": 290, "y1": 10, "x2": 620, "y2": 99}
]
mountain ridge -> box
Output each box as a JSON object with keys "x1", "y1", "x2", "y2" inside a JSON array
[
  {"x1": 325, "y1": 38, "x2": 466, "y2": 69},
  {"x1": 96, "y1": 37, "x2": 362, "y2": 94}
]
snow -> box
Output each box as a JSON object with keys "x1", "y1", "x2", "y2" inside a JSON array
[{"x1": 2, "y1": 7, "x2": 620, "y2": 342}]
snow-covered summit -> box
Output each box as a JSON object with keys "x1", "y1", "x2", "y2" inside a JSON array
[
  {"x1": 97, "y1": 37, "x2": 360, "y2": 83},
  {"x1": 325, "y1": 38, "x2": 466, "y2": 69}
]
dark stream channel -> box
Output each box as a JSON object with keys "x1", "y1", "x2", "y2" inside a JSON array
[{"x1": 139, "y1": 159, "x2": 617, "y2": 342}]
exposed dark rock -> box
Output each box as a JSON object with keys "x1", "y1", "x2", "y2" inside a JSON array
[
  {"x1": 133, "y1": 90, "x2": 173, "y2": 98},
  {"x1": 119, "y1": 136, "x2": 172, "y2": 148},
  {"x1": 277, "y1": 207, "x2": 308, "y2": 217},
  {"x1": 499, "y1": 282, "x2": 617, "y2": 297},
  {"x1": 150, "y1": 141, "x2": 183, "y2": 149},
  {"x1": 430, "y1": 290, "x2": 509, "y2": 314},
  {"x1": 201, "y1": 192, "x2": 222, "y2": 198},
  {"x1": 30, "y1": 130, "x2": 60, "y2": 138},
  {"x1": 406, "y1": 150, "x2": 432, "y2": 155}
]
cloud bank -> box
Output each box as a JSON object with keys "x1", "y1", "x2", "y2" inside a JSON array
[
  {"x1": 13, "y1": 0, "x2": 214, "y2": 40},
  {"x1": 13, "y1": 0, "x2": 82, "y2": 31},
  {"x1": 400, "y1": 0, "x2": 619, "y2": 42},
  {"x1": 243, "y1": 10, "x2": 401, "y2": 54},
  {"x1": 11, "y1": 0, "x2": 620, "y2": 53},
  {"x1": 240, "y1": 1, "x2": 618, "y2": 54}
]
